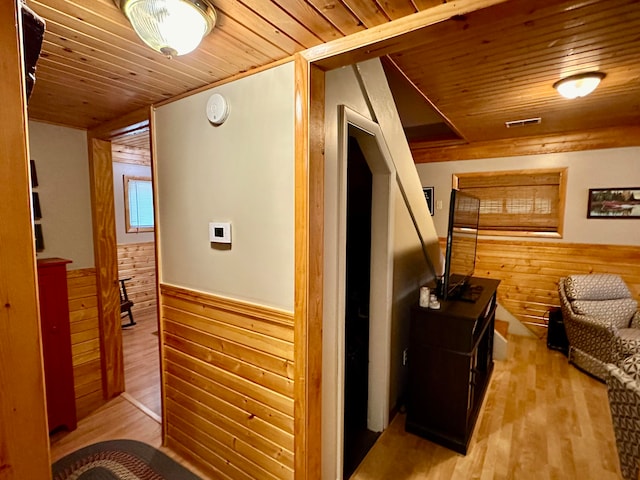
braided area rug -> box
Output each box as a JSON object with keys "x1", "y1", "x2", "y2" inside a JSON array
[{"x1": 52, "y1": 440, "x2": 202, "y2": 480}]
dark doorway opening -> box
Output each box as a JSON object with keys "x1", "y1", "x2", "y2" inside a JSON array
[{"x1": 343, "y1": 135, "x2": 380, "y2": 479}]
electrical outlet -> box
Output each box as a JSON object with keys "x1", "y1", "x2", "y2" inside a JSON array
[{"x1": 402, "y1": 348, "x2": 408, "y2": 366}]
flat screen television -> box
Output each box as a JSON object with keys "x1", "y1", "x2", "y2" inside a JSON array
[{"x1": 439, "y1": 189, "x2": 482, "y2": 302}]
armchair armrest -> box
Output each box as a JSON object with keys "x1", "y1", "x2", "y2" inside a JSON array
[
  {"x1": 565, "y1": 313, "x2": 619, "y2": 367},
  {"x1": 567, "y1": 313, "x2": 620, "y2": 335}
]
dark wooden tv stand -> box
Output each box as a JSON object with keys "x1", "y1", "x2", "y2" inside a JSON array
[{"x1": 405, "y1": 276, "x2": 500, "y2": 454}]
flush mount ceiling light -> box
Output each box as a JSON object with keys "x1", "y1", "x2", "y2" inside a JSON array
[
  {"x1": 114, "y1": 0, "x2": 216, "y2": 58},
  {"x1": 553, "y1": 72, "x2": 606, "y2": 99}
]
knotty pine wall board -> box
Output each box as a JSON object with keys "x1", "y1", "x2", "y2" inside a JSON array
[{"x1": 66, "y1": 268, "x2": 105, "y2": 419}]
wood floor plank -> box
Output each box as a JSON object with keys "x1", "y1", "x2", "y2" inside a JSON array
[
  {"x1": 122, "y1": 309, "x2": 161, "y2": 418},
  {"x1": 351, "y1": 335, "x2": 621, "y2": 480}
]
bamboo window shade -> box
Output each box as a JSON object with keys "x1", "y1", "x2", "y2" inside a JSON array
[{"x1": 454, "y1": 169, "x2": 567, "y2": 234}]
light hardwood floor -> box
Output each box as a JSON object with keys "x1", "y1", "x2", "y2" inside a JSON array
[
  {"x1": 48, "y1": 395, "x2": 210, "y2": 478},
  {"x1": 49, "y1": 307, "x2": 214, "y2": 476},
  {"x1": 122, "y1": 308, "x2": 162, "y2": 419},
  {"x1": 50, "y1": 309, "x2": 165, "y2": 457},
  {"x1": 50, "y1": 395, "x2": 162, "y2": 462},
  {"x1": 51, "y1": 331, "x2": 621, "y2": 479},
  {"x1": 352, "y1": 335, "x2": 621, "y2": 480}
]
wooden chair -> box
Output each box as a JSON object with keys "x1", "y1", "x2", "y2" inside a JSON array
[{"x1": 119, "y1": 278, "x2": 136, "y2": 328}]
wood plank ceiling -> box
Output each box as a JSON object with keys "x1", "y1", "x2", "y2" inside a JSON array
[
  {"x1": 25, "y1": 0, "x2": 640, "y2": 149},
  {"x1": 26, "y1": 0, "x2": 446, "y2": 129},
  {"x1": 390, "y1": 0, "x2": 640, "y2": 144}
]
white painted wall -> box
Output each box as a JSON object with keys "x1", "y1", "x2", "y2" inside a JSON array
[
  {"x1": 389, "y1": 192, "x2": 431, "y2": 401},
  {"x1": 323, "y1": 62, "x2": 436, "y2": 480},
  {"x1": 112, "y1": 162, "x2": 154, "y2": 244},
  {"x1": 356, "y1": 59, "x2": 443, "y2": 275},
  {"x1": 416, "y1": 147, "x2": 640, "y2": 246},
  {"x1": 153, "y1": 63, "x2": 295, "y2": 311},
  {"x1": 27, "y1": 121, "x2": 94, "y2": 269}
]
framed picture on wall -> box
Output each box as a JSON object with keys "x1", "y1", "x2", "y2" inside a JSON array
[
  {"x1": 30, "y1": 159, "x2": 38, "y2": 188},
  {"x1": 34, "y1": 223, "x2": 44, "y2": 251},
  {"x1": 587, "y1": 188, "x2": 640, "y2": 218},
  {"x1": 423, "y1": 187, "x2": 434, "y2": 216},
  {"x1": 32, "y1": 192, "x2": 41, "y2": 220}
]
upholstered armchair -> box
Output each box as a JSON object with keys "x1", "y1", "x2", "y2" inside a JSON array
[
  {"x1": 606, "y1": 356, "x2": 640, "y2": 480},
  {"x1": 558, "y1": 274, "x2": 640, "y2": 381}
]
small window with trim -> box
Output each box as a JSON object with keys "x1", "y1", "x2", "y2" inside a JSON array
[
  {"x1": 453, "y1": 168, "x2": 567, "y2": 238},
  {"x1": 124, "y1": 175, "x2": 154, "y2": 233}
]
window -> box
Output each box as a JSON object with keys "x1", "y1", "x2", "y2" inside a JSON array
[
  {"x1": 453, "y1": 168, "x2": 567, "y2": 237},
  {"x1": 124, "y1": 176, "x2": 154, "y2": 233}
]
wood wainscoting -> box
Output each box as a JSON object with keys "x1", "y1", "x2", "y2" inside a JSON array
[
  {"x1": 468, "y1": 239, "x2": 640, "y2": 337},
  {"x1": 160, "y1": 284, "x2": 295, "y2": 480},
  {"x1": 112, "y1": 144, "x2": 151, "y2": 166},
  {"x1": 66, "y1": 268, "x2": 105, "y2": 419},
  {"x1": 117, "y1": 242, "x2": 157, "y2": 314}
]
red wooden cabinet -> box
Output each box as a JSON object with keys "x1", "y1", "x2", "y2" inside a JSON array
[{"x1": 37, "y1": 258, "x2": 77, "y2": 432}]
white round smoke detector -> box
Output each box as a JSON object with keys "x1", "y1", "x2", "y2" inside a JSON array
[{"x1": 206, "y1": 93, "x2": 229, "y2": 125}]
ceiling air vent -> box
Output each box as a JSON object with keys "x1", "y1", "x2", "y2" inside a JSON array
[{"x1": 505, "y1": 117, "x2": 542, "y2": 128}]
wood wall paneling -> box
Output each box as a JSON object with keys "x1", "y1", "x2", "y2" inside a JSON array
[
  {"x1": 111, "y1": 144, "x2": 151, "y2": 166},
  {"x1": 411, "y1": 125, "x2": 640, "y2": 162},
  {"x1": 160, "y1": 284, "x2": 295, "y2": 480},
  {"x1": 443, "y1": 238, "x2": 640, "y2": 338},
  {"x1": 112, "y1": 129, "x2": 150, "y2": 150},
  {"x1": 117, "y1": 242, "x2": 157, "y2": 314},
  {"x1": 66, "y1": 268, "x2": 105, "y2": 419}
]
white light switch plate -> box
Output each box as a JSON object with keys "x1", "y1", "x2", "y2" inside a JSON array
[{"x1": 209, "y1": 222, "x2": 231, "y2": 243}]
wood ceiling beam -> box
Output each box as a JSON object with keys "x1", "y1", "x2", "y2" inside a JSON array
[
  {"x1": 88, "y1": 106, "x2": 150, "y2": 141},
  {"x1": 411, "y1": 125, "x2": 640, "y2": 162},
  {"x1": 302, "y1": 0, "x2": 511, "y2": 69}
]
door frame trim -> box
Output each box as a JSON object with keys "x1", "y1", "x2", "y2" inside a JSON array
[
  {"x1": 326, "y1": 105, "x2": 396, "y2": 478},
  {"x1": 87, "y1": 109, "x2": 150, "y2": 400}
]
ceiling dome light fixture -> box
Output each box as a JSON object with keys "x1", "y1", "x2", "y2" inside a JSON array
[
  {"x1": 114, "y1": 0, "x2": 216, "y2": 58},
  {"x1": 553, "y1": 72, "x2": 606, "y2": 99}
]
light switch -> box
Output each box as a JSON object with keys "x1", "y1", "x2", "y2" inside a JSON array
[
  {"x1": 436, "y1": 200, "x2": 443, "y2": 210},
  {"x1": 209, "y1": 222, "x2": 231, "y2": 244}
]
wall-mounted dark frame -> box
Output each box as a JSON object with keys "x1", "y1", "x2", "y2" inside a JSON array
[
  {"x1": 587, "y1": 188, "x2": 640, "y2": 218},
  {"x1": 32, "y1": 192, "x2": 41, "y2": 220},
  {"x1": 423, "y1": 186, "x2": 434, "y2": 216},
  {"x1": 30, "y1": 159, "x2": 38, "y2": 188},
  {"x1": 34, "y1": 223, "x2": 44, "y2": 251}
]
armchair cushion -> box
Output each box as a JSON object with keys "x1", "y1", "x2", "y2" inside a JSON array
[
  {"x1": 571, "y1": 298, "x2": 638, "y2": 327},
  {"x1": 565, "y1": 274, "x2": 632, "y2": 301},
  {"x1": 617, "y1": 330, "x2": 640, "y2": 362},
  {"x1": 620, "y1": 353, "x2": 640, "y2": 383}
]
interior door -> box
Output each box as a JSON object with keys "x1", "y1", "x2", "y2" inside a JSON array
[
  {"x1": 89, "y1": 137, "x2": 124, "y2": 397},
  {"x1": 343, "y1": 135, "x2": 378, "y2": 479}
]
